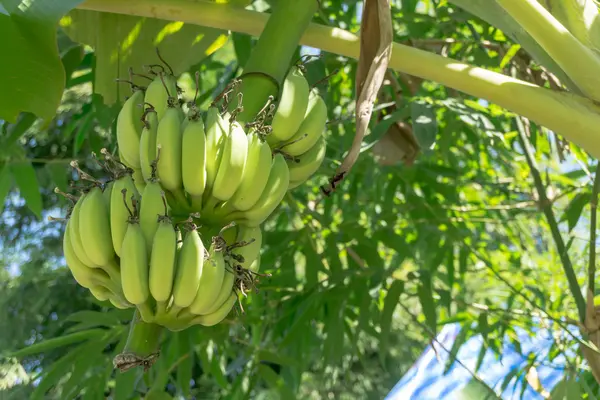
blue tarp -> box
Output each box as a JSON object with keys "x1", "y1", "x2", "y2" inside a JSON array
[{"x1": 385, "y1": 323, "x2": 573, "y2": 399}]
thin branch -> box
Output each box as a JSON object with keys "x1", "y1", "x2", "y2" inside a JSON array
[{"x1": 514, "y1": 116, "x2": 585, "y2": 322}]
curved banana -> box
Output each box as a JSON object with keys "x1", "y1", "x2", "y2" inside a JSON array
[
  {"x1": 139, "y1": 110, "x2": 158, "y2": 182},
  {"x1": 227, "y1": 154, "x2": 290, "y2": 227},
  {"x1": 110, "y1": 173, "x2": 139, "y2": 257},
  {"x1": 132, "y1": 167, "x2": 146, "y2": 194},
  {"x1": 68, "y1": 193, "x2": 95, "y2": 267},
  {"x1": 149, "y1": 216, "x2": 177, "y2": 303},
  {"x1": 211, "y1": 120, "x2": 248, "y2": 202},
  {"x1": 102, "y1": 181, "x2": 114, "y2": 208},
  {"x1": 267, "y1": 66, "x2": 310, "y2": 145},
  {"x1": 171, "y1": 227, "x2": 205, "y2": 308},
  {"x1": 203, "y1": 107, "x2": 228, "y2": 198},
  {"x1": 109, "y1": 298, "x2": 132, "y2": 310},
  {"x1": 231, "y1": 226, "x2": 262, "y2": 270},
  {"x1": 156, "y1": 106, "x2": 184, "y2": 192},
  {"x1": 278, "y1": 92, "x2": 327, "y2": 157},
  {"x1": 78, "y1": 186, "x2": 114, "y2": 267},
  {"x1": 227, "y1": 133, "x2": 273, "y2": 211},
  {"x1": 201, "y1": 269, "x2": 234, "y2": 315},
  {"x1": 64, "y1": 219, "x2": 110, "y2": 290},
  {"x1": 89, "y1": 286, "x2": 111, "y2": 302},
  {"x1": 139, "y1": 181, "x2": 166, "y2": 251},
  {"x1": 287, "y1": 136, "x2": 327, "y2": 185},
  {"x1": 192, "y1": 292, "x2": 237, "y2": 327},
  {"x1": 116, "y1": 89, "x2": 145, "y2": 169},
  {"x1": 144, "y1": 73, "x2": 179, "y2": 122},
  {"x1": 120, "y1": 221, "x2": 150, "y2": 305},
  {"x1": 181, "y1": 116, "x2": 207, "y2": 200},
  {"x1": 188, "y1": 240, "x2": 226, "y2": 315}
]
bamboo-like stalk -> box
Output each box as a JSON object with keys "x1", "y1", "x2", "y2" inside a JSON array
[
  {"x1": 495, "y1": 0, "x2": 600, "y2": 102},
  {"x1": 78, "y1": 0, "x2": 600, "y2": 158}
]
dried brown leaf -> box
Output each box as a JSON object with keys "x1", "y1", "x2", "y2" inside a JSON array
[{"x1": 320, "y1": 0, "x2": 392, "y2": 196}]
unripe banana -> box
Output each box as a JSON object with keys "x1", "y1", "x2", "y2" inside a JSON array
[
  {"x1": 171, "y1": 227, "x2": 205, "y2": 308},
  {"x1": 267, "y1": 66, "x2": 310, "y2": 145},
  {"x1": 203, "y1": 107, "x2": 228, "y2": 197},
  {"x1": 181, "y1": 116, "x2": 207, "y2": 199},
  {"x1": 227, "y1": 154, "x2": 290, "y2": 227},
  {"x1": 144, "y1": 73, "x2": 178, "y2": 122},
  {"x1": 156, "y1": 107, "x2": 184, "y2": 192},
  {"x1": 132, "y1": 167, "x2": 146, "y2": 194},
  {"x1": 139, "y1": 110, "x2": 159, "y2": 182},
  {"x1": 189, "y1": 240, "x2": 226, "y2": 315},
  {"x1": 232, "y1": 226, "x2": 262, "y2": 270},
  {"x1": 68, "y1": 194, "x2": 95, "y2": 267},
  {"x1": 117, "y1": 89, "x2": 145, "y2": 169},
  {"x1": 109, "y1": 298, "x2": 132, "y2": 310},
  {"x1": 278, "y1": 92, "x2": 327, "y2": 157},
  {"x1": 287, "y1": 136, "x2": 327, "y2": 185},
  {"x1": 110, "y1": 174, "x2": 139, "y2": 257},
  {"x1": 64, "y1": 219, "x2": 110, "y2": 289},
  {"x1": 192, "y1": 292, "x2": 237, "y2": 327},
  {"x1": 149, "y1": 217, "x2": 178, "y2": 303},
  {"x1": 227, "y1": 133, "x2": 273, "y2": 211},
  {"x1": 211, "y1": 120, "x2": 248, "y2": 202},
  {"x1": 102, "y1": 181, "x2": 114, "y2": 208},
  {"x1": 120, "y1": 220, "x2": 150, "y2": 305},
  {"x1": 89, "y1": 286, "x2": 111, "y2": 302},
  {"x1": 201, "y1": 269, "x2": 234, "y2": 315},
  {"x1": 139, "y1": 181, "x2": 166, "y2": 251},
  {"x1": 78, "y1": 186, "x2": 114, "y2": 267}
]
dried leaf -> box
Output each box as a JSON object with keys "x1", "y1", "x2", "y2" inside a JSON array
[{"x1": 321, "y1": 0, "x2": 392, "y2": 195}]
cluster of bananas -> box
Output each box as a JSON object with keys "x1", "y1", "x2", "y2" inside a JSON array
[
  {"x1": 56, "y1": 57, "x2": 329, "y2": 330},
  {"x1": 58, "y1": 153, "x2": 266, "y2": 331}
]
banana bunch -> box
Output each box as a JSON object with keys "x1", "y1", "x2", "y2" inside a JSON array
[{"x1": 265, "y1": 66, "x2": 329, "y2": 190}]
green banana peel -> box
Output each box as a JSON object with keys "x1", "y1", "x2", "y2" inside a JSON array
[{"x1": 79, "y1": 0, "x2": 600, "y2": 158}]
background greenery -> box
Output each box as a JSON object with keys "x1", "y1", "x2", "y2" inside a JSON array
[{"x1": 1, "y1": 0, "x2": 599, "y2": 399}]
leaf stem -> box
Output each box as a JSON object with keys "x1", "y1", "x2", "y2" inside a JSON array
[
  {"x1": 77, "y1": 0, "x2": 600, "y2": 159},
  {"x1": 514, "y1": 116, "x2": 585, "y2": 322}
]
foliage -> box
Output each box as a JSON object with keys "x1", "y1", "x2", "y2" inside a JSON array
[{"x1": 1, "y1": 0, "x2": 600, "y2": 399}]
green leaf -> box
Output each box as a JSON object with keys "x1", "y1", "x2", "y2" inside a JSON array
[
  {"x1": 30, "y1": 349, "x2": 78, "y2": 400},
  {"x1": 60, "y1": 44, "x2": 85, "y2": 85},
  {"x1": 561, "y1": 192, "x2": 591, "y2": 232},
  {"x1": 258, "y1": 364, "x2": 295, "y2": 399},
  {"x1": 46, "y1": 162, "x2": 70, "y2": 194},
  {"x1": 444, "y1": 326, "x2": 469, "y2": 373},
  {"x1": 380, "y1": 280, "x2": 404, "y2": 364},
  {"x1": 10, "y1": 158, "x2": 42, "y2": 218},
  {"x1": 411, "y1": 100, "x2": 438, "y2": 150},
  {"x1": 3, "y1": 112, "x2": 37, "y2": 148},
  {"x1": 64, "y1": 310, "x2": 123, "y2": 331},
  {"x1": 8, "y1": 329, "x2": 105, "y2": 358},
  {"x1": 0, "y1": 1, "x2": 86, "y2": 122},
  {"x1": 113, "y1": 368, "x2": 139, "y2": 400},
  {"x1": 257, "y1": 349, "x2": 300, "y2": 367},
  {"x1": 232, "y1": 32, "x2": 252, "y2": 67},
  {"x1": 0, "y1": 165, "x2": 13, "y2": 214},
  {"x1": 63, "y1": 10, "x2": 230, "y2": 104},
  {"x1": 417, "y1": 270, "x2": 437, "y2": 336},
  {"x1": 73, "y1": 111, "x2": 94, "y2": 156}
]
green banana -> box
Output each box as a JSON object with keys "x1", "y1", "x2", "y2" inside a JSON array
[
  {"x1": 231, "y1": 226, "x2": 262, "y2": 270},
  {"x1": 102, "y1": 181, "x2": 114, "y2": 208},
  {"x1": 139, "y1": 109, "x2": 159, "y2": 182},
  {"x1": 201, "y1": 269, "x2": 234, "y2": 315},
  {"x1": 171, "y1": 227, "x2": 205, "y2": 308},
  {"x1": 64, "y1": 219, "x2": 111, "y2": 289},
  {"x1": 192, "y1": 292, "x2": 237, "y2": 327},
  {"x1": 149, "y1": 216, "x2": 178, "y2": 303},
  {"x1": 156, "y1": 106, "x2": 184, "y2": 192},
  {"x1": 132, "y1": 167, "x2": 146, "y2": 194},
  {"x1": 68, "y1": 193, "x2": 95, "y2": 267},
  {"x1": 189, "y1": 240, "x2": 226, "y2": 315},
  {"x1": 139, "y1": 181, "x2": 166, "y2": 251},
  {"x1": 267, "y1": 66, "x2": 310, "y2": 145},
  {"x1": 116, "y1": 89, "x2": 145, "y2": 169},
  {"x1": 227, "y1": 154, "x2": 290, "y2": 227},
  {"x1": 110, "y1": 173, "x2": 139, "y2": 257},
  {"x1": 120, "y1": 220, "x2": 150, "y2": 305},
  {"x1": 286, "y1": 136, "x2": 327, "y2": 185},
  {"x1": 89, "y1": 286, "x2": 111, "y2": 302},
  {"x1": 78, "y1": 186, "x2": 114, "y2": 267},
  {"x1": 278, "y1": 92, "x2": 327, "y2": 157},
  {"x1": 227, "y1": 133, "x2": 273, "y2": 211},
  {"x1": 211, "y1": 120, "x2": 248, "y2": 202},
  {"x1": 144, "y1": 73, "x2": 179, "y2": 122},
  {"x1": 181, "y1": 116, "x2": 207, "y2": 200},
  {"x1": 203, "y1": 107, "x2": 228, "y2": 199}
]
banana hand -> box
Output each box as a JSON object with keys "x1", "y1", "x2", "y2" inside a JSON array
[
  {"x1": 277, "y1": 91, "x2": 327, "y2": 157},
  {"x1": 188, "y1": 239, "x2": 226, "y2": 315},
  {"x1": 116, "y1": 89, "x2": 145, "y2": 169},
  {"x1": 120, "y1": 221, "x2": 150, "y2": 305},
  {"x1": 286, "y1": 136, "x2": 327, "y2": 187},
  {"x1": 171, "y1": 226, "x2": 205, "y2": 308}
]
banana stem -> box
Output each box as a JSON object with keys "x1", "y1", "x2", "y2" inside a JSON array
[
  {"x1": 495, "y1": 0, "x2": 600, "y2": 102},
  {"x1": 119, "y1": 310, "x2": 164, "y2": 358},
  {"x1": 77, "y1": 0, "x2": 600, "y2": 158},
  {"x1": 233, "y1": 0, "x2": 318, "y2": 123}
]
